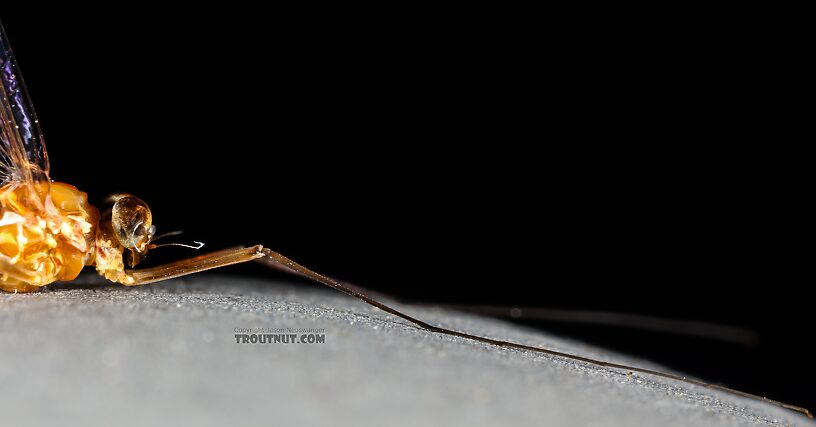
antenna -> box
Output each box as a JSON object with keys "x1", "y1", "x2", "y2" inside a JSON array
[{"x1": 149, "y1": 241, "x2": 205, "y2": 250}]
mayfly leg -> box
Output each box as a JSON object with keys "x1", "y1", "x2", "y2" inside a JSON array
[
  {"x1": 124, "y1": 245, "x2": 814, "y2": 419},
  {"x1": 124, "y1": 246, "x2": 266, "y2": 284}
]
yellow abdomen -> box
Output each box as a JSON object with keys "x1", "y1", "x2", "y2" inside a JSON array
[{"x1": 0, "y1": 182, "x2": 98, "y2": 292}]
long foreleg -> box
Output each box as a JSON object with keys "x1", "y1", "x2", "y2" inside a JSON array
[{"x1": 123, "y1": 245, "x2": 813, "y2": 419}]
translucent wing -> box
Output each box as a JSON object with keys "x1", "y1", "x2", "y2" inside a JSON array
[{"x1": 0, "y1": 21, "x2": 49, "y2": 189}]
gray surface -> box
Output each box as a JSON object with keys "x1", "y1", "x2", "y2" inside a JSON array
[{"x1": 0, "y1": 274, "x2": 809, "y2": 427}]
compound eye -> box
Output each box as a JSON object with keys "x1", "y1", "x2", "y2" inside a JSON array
[{"x1": 111, "y1": 195, "x2": 153, "y2": 250}]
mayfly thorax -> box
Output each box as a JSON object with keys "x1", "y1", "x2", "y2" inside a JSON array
[{"x1": 0, "y1": 21, "x2": 811, "y2": 420}]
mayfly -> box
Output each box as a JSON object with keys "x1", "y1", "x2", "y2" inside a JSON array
[{"x1": 0, "y1": 22, "x2": 810, "y2": 420}]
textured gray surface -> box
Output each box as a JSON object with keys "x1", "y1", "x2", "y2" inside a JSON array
[{"x1": 0, "y1": 274, "x2": 809, "y2": 427}]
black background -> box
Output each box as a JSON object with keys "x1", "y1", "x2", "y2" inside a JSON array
[{"x1": 2, "y1": 8, "x2": 812, "y2": 411}]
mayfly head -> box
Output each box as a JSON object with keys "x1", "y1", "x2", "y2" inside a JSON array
[{"x1": 107, "y1": 194, "x2": 155, "y2": 267}]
